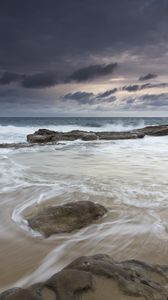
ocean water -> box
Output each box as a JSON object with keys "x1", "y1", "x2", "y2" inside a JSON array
[
  {"x1": 0, "y1": 117, "x2": 168, "y2": 291},
  {"x1": 0, "y1": 116, "x2": 168, "y2": 143}
]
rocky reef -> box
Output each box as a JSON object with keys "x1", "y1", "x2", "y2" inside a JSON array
[
  {"x1": 1, "y1": 254, "x2": 168, "y2": 299},
  {"x1": 26, "y1": 124, "x2": 168, "y2": 144},
  {"x1": 0, "y1": 125, "x2": 168, "y2": 149}
]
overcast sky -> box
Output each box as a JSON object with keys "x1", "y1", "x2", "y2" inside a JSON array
[{"x1": 1, "y1": 0, "x2": 168, "y2": 116}]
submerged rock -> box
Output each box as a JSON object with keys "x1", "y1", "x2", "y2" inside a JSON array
[
  {"x1": 1, "y1": 254, "x2": 168, "y2": 299},
  {"x1": 26, "y1": 201, "x2": 107, "y2": 237}
]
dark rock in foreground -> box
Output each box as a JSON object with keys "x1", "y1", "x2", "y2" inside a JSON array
[
  {"x1": 26, "y1": 201, "x2": 107, "y2": 237},
  {"x1": 1, "y1": 254, "x2": 168, "y2": 299},
  {"x1": 27, "y1": 124, "x2": 168, "y2": 144}
]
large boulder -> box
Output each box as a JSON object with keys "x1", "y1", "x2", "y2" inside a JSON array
[
  {"x1": 26, "y1": 201, "x2": 107, "y2": 237},
  {"x1": 1, "y1": 254, "x2": 168, "y2": 300}
]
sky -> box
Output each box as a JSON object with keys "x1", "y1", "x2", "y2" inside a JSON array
[{"x1": 1, "y1": 0, "x2": 168, "y2": 117}]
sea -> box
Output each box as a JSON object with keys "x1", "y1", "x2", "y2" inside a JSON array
[{"x1": 0, "y1": 117, "x2": 168, "y2": 291}]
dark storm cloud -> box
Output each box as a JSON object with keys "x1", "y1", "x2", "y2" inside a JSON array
[
  {"x1": 67, "y1": 63, "x2": 118, "y2": 82},
  {"x1": 122, "y1": 85, "x2": 140, "y2": 92},
  {"x1": 122, "y1": 82, "x2": 168, "y2": 92},
  {"x1": 21, "y1": 72, "x2": 58, "y2": 88},
  {"x1": 139, "y1": 73, "x2": 157, "y2": 81},
  {"x1": 0, "y1": 63, "x2": 117, "y2": 89},
  {"x1": 97, "y1": 88, "x2": 117, "y2": 98},
  {"x1": 0, "y1": 72, "x2": 25, "y2": 84},
  {"x1": 1, "y1": 0, "x2": 168, "y2": 114},
  {"x1": 1, "y1": 0, "x2": 168, "y2": 72},
  {"x1": 63, "y1": 90, "x2": 117, "y2": 105},
  {"x1": 63, "y1": 91, "x2": 94, "y2": 104}
]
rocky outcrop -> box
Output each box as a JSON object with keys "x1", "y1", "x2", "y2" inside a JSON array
[
  {"x1": 1, "y1": 254, "x2": 168, "y2": 299},
  {"x1": 26, "y1": 201, "x2": 107, "y2": 237},
  {"x1": 1, "y1": 124, "x2": 168, "y2": 149},
  {"x1": 0, "y1": 143, "x2": 35, "y2": 149},
  {"x1": 27, "y1": 130, "x2": 98, "y2": 143},
  {"x1": 27, "y1": 124, "x2": 168, "y2": 144},
  {"x1": 133, "y1": 124, "x2": 168, "y2": 136},
  {"x1": 97, "y1": 131, "x2": 144, "y2": 140}
]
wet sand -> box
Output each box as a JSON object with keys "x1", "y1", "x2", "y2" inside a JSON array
[{"x1": 1, "y1": 137, "x2": 168, "y2": 292}]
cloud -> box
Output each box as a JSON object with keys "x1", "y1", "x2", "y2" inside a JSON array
[
  {"x1": 97, "y1": 88, "x2": 117, "y2": 98},
  {"x1": 122, "y1": 82, "x2": 168, "y2": 92},
  {"x1": 139, "y1": 73, "x2": 157, "y2": 81},
  {"x1": 122, "y1": 85, "x2": 140, "y2": 92},
  {"x1": 141, "y1": 93, "x2": 168, "y2": 105},
  {"x1": 21, "y1": 72, "x2": 58, "y2": 88},
  {"x1": 63, "y1": 91, "x2": 95, "y2": 104},
  {"x1": 0, "y1": 63, "x2": 118, "y2": 89},
  {"x1": 0, "y1": 72, "x2": 25, "y2": 84},
  {"x1": 101, "y1": 96, "x2": 116, "y2": 103},
  {"x1": 63, "y1": 90, "x2": 117, "y2": 105},
  {"x1": 67, "y1": 63, "x2": 118, "y2": 82},
  {"x1": 122, "y1": 93, "x2": 168, "y2": 110}
]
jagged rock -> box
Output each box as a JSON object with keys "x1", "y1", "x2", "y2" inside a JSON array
[
  {"x1": 26, "y1": 201, "x2": 107, "y2": 237},
  {"x1": 1, "y1": 254, "x2": 168, "y2": 300}
]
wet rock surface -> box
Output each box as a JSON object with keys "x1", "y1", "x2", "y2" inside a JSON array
[
  {"x1": 26, "y1": 124, "x2": 168, "y2": 144},
  {"x1": 133, "y1": 124, "x2": 168, "y2": 136},
  {"x1": 1, "y1": 254, "x2": 168, "y2": 300},
  {"x1": 26, "y1": 201, "x2": 107, "y2": 237},
  {"x1": 0, "y1": 143, "x2": 35, "y2": 149},
  {"x1": 27, "y1": 130, "x2": 98, "y2": 143}
]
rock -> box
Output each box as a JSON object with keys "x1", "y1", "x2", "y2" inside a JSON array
[
  {"x1": 134, "y1": 124, "x2": 168, "y2": 136},
  {"x1": 0, "y1": 143, "x2": 35, "y2": 149},
  {"x1": 27, "y1": 130, "x2": 98, "y2": 143},
  {"x1": 97, "y1": 131, "x2": 144, "y2": 140},
  {"x1": 26, "y1": 124, "x2": 168, "y2": 144},
  {"x1": 0, "y1": 287, "x2": 42, "y2": 300},
  {"x1": 2, "y1": 254, "x2": 168, "y2": 300},
  {"x1": 46, "y1": 269, "x2": 93, "y2": 300},
  {"x1": 27, "y1": 134, "x2": 54, "y2": 143},
  {"x1": 26, "y1": 201, "x2": 107, "y2": 237}
]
